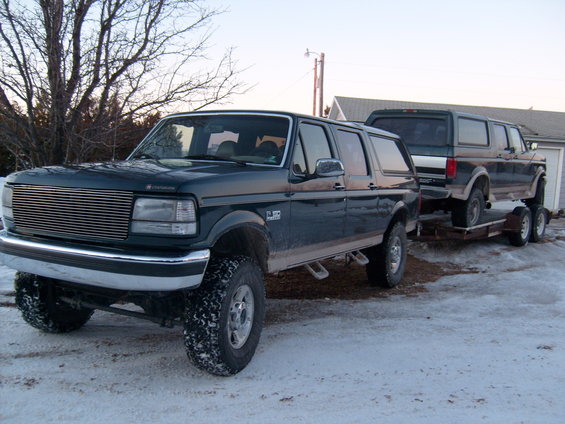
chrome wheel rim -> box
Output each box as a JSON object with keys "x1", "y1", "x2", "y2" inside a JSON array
[
  {"x1": 535, "y1": 212, "x2": 546, "y2": 237},
  {"x1": 389, "y1": 236, "x2": 402, "y2": 274},
  {"x1": 521, "y1": 214, "x2": 531, "y2": 239},
  {"x1": 469, "y1": 199, "x2": 481, "y2": 226},
  {"x1": 228, "y1": 285, "x2": 254, "y2": 349}
]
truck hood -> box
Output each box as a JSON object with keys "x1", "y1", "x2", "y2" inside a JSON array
[{"x1": 5, "y1": 159, "x2": 285, "y2": 195}]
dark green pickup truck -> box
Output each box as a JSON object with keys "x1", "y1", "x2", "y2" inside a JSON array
[{"x1": 1, "y1": 111, "x2": 419, "y2": 375}]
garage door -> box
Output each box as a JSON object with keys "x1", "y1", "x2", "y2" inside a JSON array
[{"x1": 537, "y1": 146, "x2": 564, "y2": 211}]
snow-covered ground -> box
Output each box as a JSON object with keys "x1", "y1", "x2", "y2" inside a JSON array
[{"x1": 1, "y1": 178, "x2": 565, "y2": 423}]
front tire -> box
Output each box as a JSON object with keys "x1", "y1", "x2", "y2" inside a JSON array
[
  {"x1": 451, "y1": 187, "x2": 485, "y2": 227},
  {"x1": 14, "y1": 272, "x2": 93, "y2": 333},
  {"x1": 183, "y1": 256, "x2": 265, "y2": 376},
  {"x1": 365, "y1": 222, "x2": 407, "y2": 288}
]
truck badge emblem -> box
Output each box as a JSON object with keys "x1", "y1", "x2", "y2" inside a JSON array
[{"x1": 266, "y1": 210, "x2": 281, "y2": 221}]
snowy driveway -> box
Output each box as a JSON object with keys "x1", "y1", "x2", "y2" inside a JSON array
[{"x1": 1, "y1": 222, "x2": 564, "y2": 423}]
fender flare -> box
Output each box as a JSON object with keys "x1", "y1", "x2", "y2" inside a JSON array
[
  {"x1": 203, "y1": 210, "x2": 269, "y2": 248},
  {"x1": 454, "y1": 168, "x2": 489, "y2": 201},
  {"x1": 530, "y1": 167, "x2": 546, "y2": 193}
]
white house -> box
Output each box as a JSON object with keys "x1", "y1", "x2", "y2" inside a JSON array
[{"x1": 329, "y1": 96, "x2": 565, "y2": 212}]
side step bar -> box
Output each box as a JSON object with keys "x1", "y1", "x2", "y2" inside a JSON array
[
  {"x1": 304, "y1": 262, "x2": 329, "y2": 280},
  {"x1": 346, "y1": 250, "x2": 369, "y2": 266},
  {"x1": 303, "y1": 250, "x2": 369, "y2": 280}
]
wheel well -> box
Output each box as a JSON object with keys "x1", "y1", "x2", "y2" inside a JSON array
[
  {"x1": 473, "y1": 175, "x2": 489, "y2": 198},
  {"x1": 211, "y1": 226, "x2": 269, "y2": 273},
  {"x1": 389, "y1": 208, "x2": 407, "y2": 230}
]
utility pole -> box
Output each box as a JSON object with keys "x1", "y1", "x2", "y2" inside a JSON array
[
  {"x1": 305, "y1": 49, "x2": 325, "y2": 117},
  {"x1": 312, "y1": 58, "x2": 317, "y2": 116},
  {"x1": 318, "y1": 52, "x2": 325, "y2": 117}
]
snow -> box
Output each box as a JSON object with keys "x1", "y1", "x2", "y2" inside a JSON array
[{"x1": 1, "y1": 177, "x2": 565, "y2": 423}]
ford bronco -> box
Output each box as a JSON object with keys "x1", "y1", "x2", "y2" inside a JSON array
[
  {"x1": 1, "y1": 111, "x2": 419, "y2": 375},
  {"x1": 365, "y1": 109, "x2": 546, "y2": 227}
]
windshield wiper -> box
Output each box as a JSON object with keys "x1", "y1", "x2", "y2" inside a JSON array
[
  {"x1": 132, "y1": 152, "x2": 160, "y2": 160},
  {"x1": 184, "y1": 154, "x2": 247, "y2": 166}
]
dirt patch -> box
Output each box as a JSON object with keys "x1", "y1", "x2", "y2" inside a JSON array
[{"x1": 265, "y1": 254, "x2": 464, "y2": 300}]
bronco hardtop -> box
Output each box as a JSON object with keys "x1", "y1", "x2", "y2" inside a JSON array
[{"x1": 365, "y1": 108, "x2": 546, "y2": 227}]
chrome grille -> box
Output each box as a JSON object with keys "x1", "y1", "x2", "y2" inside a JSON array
[{"x1": 12, "y1": 185, "x2": 133, "y2": 240}]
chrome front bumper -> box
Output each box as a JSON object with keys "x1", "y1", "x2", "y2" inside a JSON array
[{"x1": 0, "y1": 231, "x2": 210, "y2": 291}]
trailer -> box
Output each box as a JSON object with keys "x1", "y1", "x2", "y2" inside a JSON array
[{"x1": 410, "y1": 204, "x2": 550, "y2": 246}]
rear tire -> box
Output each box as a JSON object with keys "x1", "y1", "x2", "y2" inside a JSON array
[
  {"x1": 183, "y1": 256, "x2": 265, "y2": 376},
  {"x1": 451, "y1": 187, "x2": 485, "y2": 228},
  {"x1": 365, "y1": 222, "x2": 407, "y2": 288},
  {"x1": 529, "y1": 204, "x2": 547, "y2": 243},
  {"x1": 508, "y1": 206, "x2": 532, "y2": 247},
  {"x1": 15, "y1": 272, "x2": 93, "y2": 333}
]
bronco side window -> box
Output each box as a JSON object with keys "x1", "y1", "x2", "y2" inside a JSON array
[
  {"x1": 458, "y1": 118, "x2": 489, "y2": 146},
  {"x1": 294, "y1": 123, "x2": 333, "y2": 175}
]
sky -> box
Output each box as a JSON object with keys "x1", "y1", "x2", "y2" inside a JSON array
[{"x1": 201, "y1": 0, "x2": 565, "y2": 115}]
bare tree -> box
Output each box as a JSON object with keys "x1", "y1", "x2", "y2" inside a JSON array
[{"x1": 0, "y1": 0, "x2": 244, "y2": 169}]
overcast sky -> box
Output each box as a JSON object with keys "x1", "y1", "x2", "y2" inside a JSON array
[{"x1": 203, "y1": 0, "x2": 565, "y2": 115}]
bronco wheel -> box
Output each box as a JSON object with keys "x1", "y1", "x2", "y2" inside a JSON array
[
  {"x1": 508, "y1": 206, "x2": 532, "y2": 247},
  {"x1": 529, "y1": 204, "x2": 548, "y2": 243},
  {"x1": 14, "y1": 272, "x2": 93, "y2": 333},
  {"x1": 183, "y1": 256, "x2": 265, "y2": 376},
  {"x1": 451, "y1": 187, "x2": 485, "y2": 228},
  {"x1": 365, "y1": 222, "x2": 407, "y2": 288}
]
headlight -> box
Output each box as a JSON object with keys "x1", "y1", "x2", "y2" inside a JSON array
[
  {"x1": 131, "y1": 198, "x2": 197, "y2": 235},
  {"x1": 2, "y1": 184, "x2": 13, "y2": 220}
]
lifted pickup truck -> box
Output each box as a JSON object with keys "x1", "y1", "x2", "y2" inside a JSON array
[{"x1": 0, "y1": 111, "x2": 419, "y2": 375}]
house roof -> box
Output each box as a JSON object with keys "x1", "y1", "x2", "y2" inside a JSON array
[{"x1": 329, "y1": 96, "x2": 565, "y2": 139}]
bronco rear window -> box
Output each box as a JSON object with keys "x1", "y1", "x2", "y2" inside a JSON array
[{"x1": 369, "y1": 117, "x2": 448, "y2": 147}]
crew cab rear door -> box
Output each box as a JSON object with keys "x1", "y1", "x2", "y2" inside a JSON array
[{"x1": 332, "y1": 127, "x2": 381, "y2": 241}]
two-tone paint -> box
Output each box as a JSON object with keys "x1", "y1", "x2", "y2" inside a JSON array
[{"x1": 365, "y1": 109, "x2": 546, "y2": 206}]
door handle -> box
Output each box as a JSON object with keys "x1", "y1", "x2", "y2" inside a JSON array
[
  {"x1": 334, "y1": 183, "x2": 345, "y2": 190},
  {"x1": 368, "y1": 183, "x2": 378, "y2": 190}
]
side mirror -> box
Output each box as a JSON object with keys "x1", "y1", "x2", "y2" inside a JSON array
[
  {"x1": 315, "y1": 158, "x2": 345, "y2": 178},
  {"x1": 529, "y1": 142, "x2": 538, "y2": 151}
]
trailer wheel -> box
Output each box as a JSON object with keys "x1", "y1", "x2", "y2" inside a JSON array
[
  {"x1": 183, "y1": 256, "x2": 265, "y2": 376},
  {"x1": 529, "y1": 204, "x2": 547, "y2": 243},
  {"x1": 365, "y1": 222, "x2": 407, "y2": 288},
  {"x1": 15, "y1": 272, "x2": 93, "y2": 333},
  {"x1": 451, "y1": 188, "x2": 485, "y2": 228},
  {"x1": 508, "y1": 207, "x2": 532, "y2": 247}
]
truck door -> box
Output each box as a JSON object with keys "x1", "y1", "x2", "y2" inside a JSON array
[
  {"x1": 333, "y1": 128, "x2": 380, "y2": 241},
  {"x1": 509, "y1": 127, "x2": 536, "y2": 197},
  {"x1": 288, "y1": 121, "x2": 346, "y2": 266},
  {"x1": 491, "y1": 123, "x2": 515, "y2": 198}
]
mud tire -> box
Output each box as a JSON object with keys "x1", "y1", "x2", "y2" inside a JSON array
[
  {"x1": 183, "y1": 256, "x2": 265, "y2": 376},
  {"x1": 14, "y1": 272, "x2": 93, "y2": 333}
]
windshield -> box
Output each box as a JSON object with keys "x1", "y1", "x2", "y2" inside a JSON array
[
  {"x1": 371, "y1": 117, "x2": 448, "y2": 147},
  {"x1": 130, "y1": 114, "x2": 291, "y2": 166}
]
